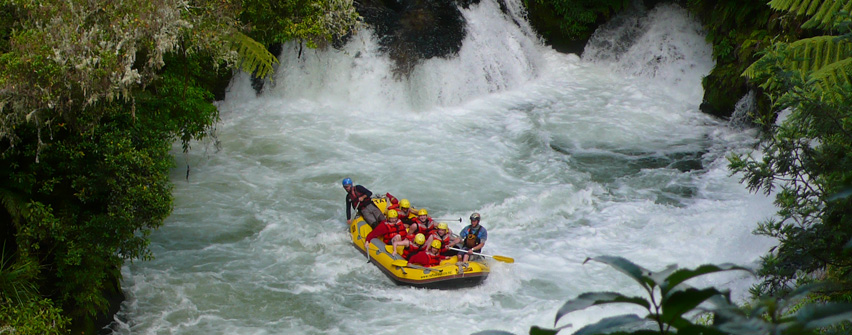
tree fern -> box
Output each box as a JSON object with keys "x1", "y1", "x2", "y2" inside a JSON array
[
  {"x1": 743, "y1": 35, "x2": 852, "y2": 78},
  {"x1": 226, "y1": 31, "x2": 279, "y2": 79},
  {"x1": 745, "y1": 1, "x2": 852, "y2": 101},
  {"x1": 769, "y1": 0, "x2": 852, "y2": 29},
  {"x1": 810, "y1": 56, "x2": 852, "y2": 97},
  {"x1": 786, "y1": 35, "x2": 852, "y2": 73}
]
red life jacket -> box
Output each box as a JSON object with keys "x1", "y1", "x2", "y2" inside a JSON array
[
  {"x1": 425, "y1": 252, "x2": 443, "y2": 266},
  {"x1": 430, "y1": 232, "x2": 452, "y2": 253},
  {"x1": 381, "y1": 221, "x2": 406, "y2": 244},
  {"x1": 402, "y1": 241, "x2": 426, "y2": 260},
  {"x1": 415, "y1": 217, "x2": 435, "y2": 235}
]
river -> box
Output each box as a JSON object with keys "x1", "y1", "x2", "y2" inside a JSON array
[{"x1": 111, "y1": 2, "x2": 777, "y2": 334}]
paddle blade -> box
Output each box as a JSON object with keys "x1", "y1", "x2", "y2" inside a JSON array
[
  {"x1": 493, "y1": 255, "x2": 514, "y2": 263},
  {"x1": 391, "y1": 260, "x2": 408, "y2": 267}
]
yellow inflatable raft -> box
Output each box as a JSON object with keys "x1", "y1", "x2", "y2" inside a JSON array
[{"x1": 349, "y1": 198, "x2": 490, "y2": 289}]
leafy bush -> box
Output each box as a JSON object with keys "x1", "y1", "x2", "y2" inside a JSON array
[
  {"x1": 0, "y1": 297, "x2": 70, "y2": 335},
  {"x1": 526, "y1": 0, "x2": 629, "y2": 42},
  {"x1": 731, "y1": 1, "x2": 852, "y2": 298},
  {"x1": 475, "y1": 257, "x2": 852, "y2": 335}
]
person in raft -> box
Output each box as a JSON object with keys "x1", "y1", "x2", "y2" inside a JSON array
[
  {"x1": 343, "y1": 178, "x2": 385, "y2": 228},
  {"x1": 458, "y1": 212, "x2": 487, "y2": 262},
  {"x1": 405, "y1": 208, "x2": 430, "y2": 239},
  {"x1": 392, "y1": 233, "x2": 428, "y2": 260},
  {"x1": 395, "y1": 199, "x2": 419, "y2": 226},
  {"x1": 363, "y1": 210, "x2": 406, "y2": 252},
  {"x1": 409, "y1": 239, "x2": 446, "y2": 267},
  {"x1": 425, "y1": 222, "x2": 459, "y2": 256},
  {"x1": 414, "y1": 208, "x2": 436, "y2": 234}
]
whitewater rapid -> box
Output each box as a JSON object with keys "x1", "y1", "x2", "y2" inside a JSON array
[{"x1": 111, "y1": 3, "x2": 777, "y2": 334}]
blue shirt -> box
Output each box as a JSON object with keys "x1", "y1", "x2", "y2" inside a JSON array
[{"x1": 460, "y1": 224, "x2": 487, "y2": 243}]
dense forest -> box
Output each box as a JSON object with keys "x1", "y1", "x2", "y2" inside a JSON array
[{"x1": 1, "y1": 0, "x2": 850, "y2": 334}]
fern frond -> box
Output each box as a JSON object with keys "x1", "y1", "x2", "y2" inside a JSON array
[
  {"x1": 810, "y1": 57, "x2": 852, "y2": 101},
  {"x1": 787, "y1": 35, "x2": 852, "y2": 73},
  {"x1": 769, "y1": 0, "x2": 852, "y2": 29},
  {"x1": 226, "y1": 31, "x2": 279, "y2": 79}
]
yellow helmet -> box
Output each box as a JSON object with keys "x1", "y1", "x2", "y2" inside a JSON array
[
  {"x1": 414, "y1": 233, "x2": 426, "y2": 245},
  {"x1": 437, "y1": 222, "x2": 448, "y2": 230},
  {"x1": 400, "y1": 199, "x2": 411, "y2": 208},
  {"x1": 431, "y1": 239, "x2": 442, "y2": 249},
  {"x1": 418, "y1": 209, "x2": 428, "y2": 216},
  {"x1": 387, "y1": 210, "x2": 398, "y2": 219}
]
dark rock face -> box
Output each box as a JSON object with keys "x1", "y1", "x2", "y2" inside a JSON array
[{"x1": 355, "y1": 0, "x2": 472, "y2": 77}]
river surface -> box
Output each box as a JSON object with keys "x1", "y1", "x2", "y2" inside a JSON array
[{"x1": 111, "y1": 2, "x2": 777, "y2": 334}]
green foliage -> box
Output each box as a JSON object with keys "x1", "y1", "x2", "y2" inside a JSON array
[
  {"x1": 2, "y1": 105, "x2": 175, "y2": 317},
  {"x1": 0, "y1": 0, "x2": 283, "y2": 148},
  {"x1": 743, "y1": 35, "x2": 852, "y2": 99},
  {"x1": 0, "y1": 0, "x2": 357, "y2": 328},
  {"x1": 713, "y1": 283, "x2": 852, "y2": 334},
  {"x1": 526, "y1": 0, "x2": 628, "y2": 40},
  {"x1": 0, "y1": 246, "x2": 38, "y2": 305},
  {"x1": 0, "y1": 297, "x2": 70, "y2": 335},
  {"x1": 240, "y1": 0, "x2": 359, "y2": 48},
  {"x1": 135, "y1": 52, "x2": 223, "y2": 152},
  {"x1": 729, "y1": 74, "x2": 852, "y2": 296},
  {"x1": 545, "y1": 257, "x2": 749, "y2": 334},
  {"x1": 769, "y1": 0, "x2": 852, "y2": 29},
  {"x1": 227, "y1": 31, "x2": 280, "y2": 79},
  {"x1": 477, "y1": 258, "x2": 852, "y2": 335},
  {"x1": 732, "y1": 0, "x2": 852, "y2": 298}
]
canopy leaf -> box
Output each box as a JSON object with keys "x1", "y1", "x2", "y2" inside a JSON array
[
  {"x1": 572, "y1": 314, "x2": 646, "y2": 335},
  {"x1": 810, "y1": 56, "x2": 852, "y2": 97},
  {"x1": 554, "y1": 292, "x2": 650, "y2": 326},
  {"x1": 584, "y1": 256, "x2": 655, "y2": 292},
  {"x1": 226, "y1": 31, "x2": 279, "y2": 79},
  {"x1": 769, "y1": 0, "x2": 852, "y2": 28},
  {"x1": 660, "y1": 263, "x2": 752, "y2": 298}
]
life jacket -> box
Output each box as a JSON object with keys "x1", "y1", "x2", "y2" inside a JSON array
[
  {"x1": 430, "y1": 232, "x2": 452, "y2": 253},
  {"x1": 464, "y1": 225, "x2": 482, "y2": 248},
  {"x1": 426, "y1": 252, "x2": 443, "y2": 266},
  {"x1": 382, "y1": 221, "x2": 406, "y2": 244},
  {"x1": 402, "y1": 241, "x2": 426, "y2": 260},
  {"x1": 414, "y1": 217, "x2": 433, "y2": 235},
  {"x1": 347, "y1": 188, "x2": 370, "y2": 210}
]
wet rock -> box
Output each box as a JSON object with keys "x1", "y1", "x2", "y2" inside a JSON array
[{"x1": 355, "y1": 0, "x2": 471, "y2": 77}]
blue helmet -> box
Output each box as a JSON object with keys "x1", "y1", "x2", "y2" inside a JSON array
[{"x1": 342, "y1": 178, "x2": 353, "y2": 186}]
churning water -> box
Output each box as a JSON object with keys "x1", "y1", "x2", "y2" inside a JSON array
[{"x1": 111, "y1": 2, "x2": 777, "y2": 334}]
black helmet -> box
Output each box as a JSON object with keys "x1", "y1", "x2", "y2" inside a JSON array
[{"x1": 470, "y1": 212, "x2": 481, "y2": 221}]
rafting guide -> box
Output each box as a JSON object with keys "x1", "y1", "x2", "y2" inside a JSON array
[
  {"x1": 343, "y1": 178, "x2": 385, "y2": 228},
  {"x1": 343, "y1": 178, "x2": 513, "y2": 288}
]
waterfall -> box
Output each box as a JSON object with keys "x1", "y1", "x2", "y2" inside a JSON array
[
  {"x1": 112, "y1": 2, "x2": 776, "y2": 335},
  {"x1": 729, "y1": 90, "x2": 757, "y2": 129}
]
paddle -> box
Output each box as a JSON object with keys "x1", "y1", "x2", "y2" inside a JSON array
[
  {"x1": 365, "y1": 240, "x2": 376, "y2": 263},
  {"x1": 448, "y1": 247, "x2": 514, "y2": 263},
  {"x1": 433, "y1": 217, "x2": 462, "y2": 222}
]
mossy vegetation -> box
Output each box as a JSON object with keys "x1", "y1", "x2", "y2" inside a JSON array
[{"x1": 0, "y1": 0, "x2": 357, "y2": 333}]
